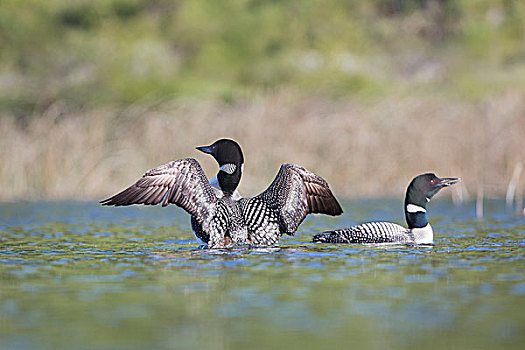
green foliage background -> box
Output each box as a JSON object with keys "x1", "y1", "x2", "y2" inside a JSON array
[{"x1": 2, "y1": 0, "x2": 524, "y2": 115}]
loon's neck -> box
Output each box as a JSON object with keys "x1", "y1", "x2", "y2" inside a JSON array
[
  {"x1": 210, "y1": 170, "x2": 242, "y2": 200},
  {"x1": 404, "y1": 182, "x2": 430, "y2": 229},
  {"x1": 215, "y1": 162, "x2": 243, "y2": 195},
  {"x1": 405, "y1": 206, "x2": 428, "y2": 229},
  {"x1": 404, "y1": 187, "x2": 433, "y2": 244}
]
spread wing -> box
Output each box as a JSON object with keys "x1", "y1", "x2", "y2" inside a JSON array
[
  {"x1": 256, "y1": 163, "x2": 343, "y2": 234},
  {"x1": 100, "y1": 158, "x2": 217, "y2": 224}
]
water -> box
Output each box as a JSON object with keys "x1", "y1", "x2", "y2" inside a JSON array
[{"x1": 0, "y1": 199, "x2": 523, "y2": 349}]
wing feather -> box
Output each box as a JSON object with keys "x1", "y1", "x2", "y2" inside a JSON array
[
  {"x1": 256, "y1": 163, "x2": 342, "y2": 234},
  {"x1": 100, "y1": 158, "x2": 217, "y2": 224},
  {"x1": 144, "y1": 186, "x2": 167, "y2": 205}
]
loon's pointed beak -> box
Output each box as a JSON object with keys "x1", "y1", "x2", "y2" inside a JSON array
[
  {"x1": 196, "y1": 145, "x2": 213, "y2": 155},
  {"x1": 438, "y1": 177, "x2": 461, "y2": 187}
]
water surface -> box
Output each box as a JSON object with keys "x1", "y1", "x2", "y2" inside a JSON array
[{"x1": 0, "y1": 200, "x2": 524, "y2": 349}]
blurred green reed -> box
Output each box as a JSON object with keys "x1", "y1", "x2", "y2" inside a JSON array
[{"x1": 1, "y1": 0, "x2": 524, "y2": 111}]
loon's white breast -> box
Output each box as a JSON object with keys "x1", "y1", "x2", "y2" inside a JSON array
[{"x1": 411, "y1": 224, "x2": 433, "y2": 244}]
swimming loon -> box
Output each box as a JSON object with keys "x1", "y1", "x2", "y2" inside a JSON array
[
  {"x1": 101, "y1": 139, "x2": 343, "y2": 248},
  {"x1": 312, "y1": 173, "x2": 460, "y2": 245}
]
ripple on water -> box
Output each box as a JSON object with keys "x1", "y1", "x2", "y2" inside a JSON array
[{"x1": 0, "y1": 200, "x2": 523, "y2": 349}]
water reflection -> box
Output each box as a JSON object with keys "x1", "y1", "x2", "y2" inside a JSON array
[{"x1": 0, "y1": 200, "x2": 523, "y2": 349}]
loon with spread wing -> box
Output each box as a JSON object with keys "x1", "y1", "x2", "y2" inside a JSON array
[{"x1": 101, "y1": 139, "x2": 342, "y2": 248}]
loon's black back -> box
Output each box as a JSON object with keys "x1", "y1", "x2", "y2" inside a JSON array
[
  {"x1": 189, "y1": 162, "x2": 344, "y2": 247},
  {"x1": 101, "y1": 139, "x2": 343, "y2": 248},
  {"x1": 313, "y1": 222, "x2": 412, "y2": 244}
]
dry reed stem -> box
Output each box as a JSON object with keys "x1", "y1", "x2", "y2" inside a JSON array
[
  {"x1": 506, "y1": 162, "x2": 523, "y2": 210},
  {"x1": 0, "y1": 90, "x2": 524, "y2": 201}
]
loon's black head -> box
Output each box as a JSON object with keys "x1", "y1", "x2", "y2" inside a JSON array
[
  {"x1": 404, "y1": 173, "x2": 460, "y2": 228},
  {"x1": 196, "y1": 139, "x2": 244, "y2": 167},
  {"x1": 196, "y1": 139, "x2": 244, "y2": 194},
  {"x1": 405, "y1": 173, "x2": 460, "y2": 207}
]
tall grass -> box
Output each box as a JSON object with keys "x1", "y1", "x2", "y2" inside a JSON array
[{"x1": 1, "y1": 90, "x2": 523, "y2": 200}]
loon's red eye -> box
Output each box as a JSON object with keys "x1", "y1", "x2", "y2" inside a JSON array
[{"x1": 430, "y1": 179, "x2": 435, "y2": 185}]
